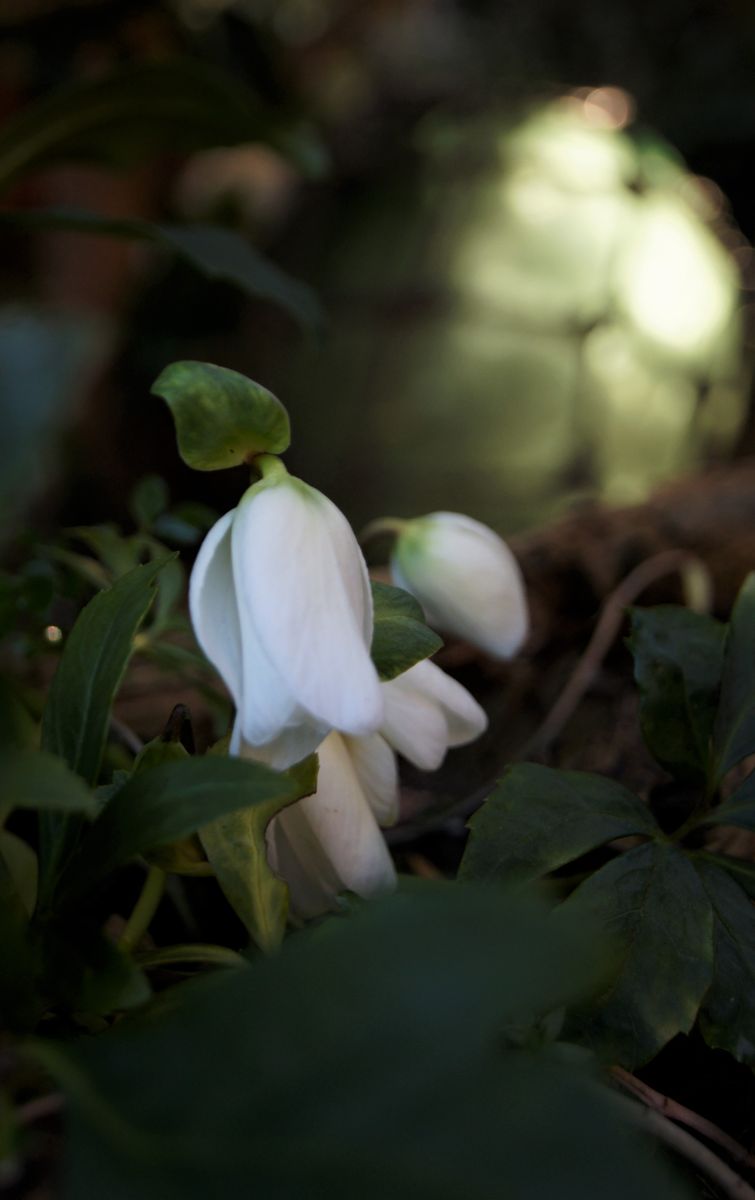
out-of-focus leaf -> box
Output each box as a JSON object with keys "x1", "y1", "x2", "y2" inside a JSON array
[
  {"x1": 370, "y1": 582, "x2": 443, "y2": 681},
  {"x1": 695, "y1": 860, "x2": 755, "y2": 1063},
  {"x1": 0, "y1": 851, "x2": 42, "y2": 1029},
  {"x1": 460, "y1": 763, "x2": 659, "y2": 885},
  {"x1": 38, "y1": 559, "x2": 169, "y2": 906},
  {"x1": 713, "y1": 572, "x2": 755, "y2": 781},
  {"x1": 40, "y1": 920, "x2": 150, "y2": 1018},
  {"x1": 0, "y1": 831, "x2": 37, "y2": 917},
  {"x1": 564, "y1": 842, "x2": 713, "y2": 1068},
  {"x1": 129, "y1": 476, "x2": 169, "y2": 531},
  {"x1": 152, "y1": 360, "x2": 291, "y2": 470},
  {"x1": 67, "y1": 525, "x2": 139, "y2": 579},
  {"x1": 36, "y1": 883, "x2": 688, "y2": 1200},
  {"x1": 0, "y1": 749, "x2": 97, "y2": 817},
  {"x1": 58, "y1": 756, "x2": 315, "y2": 905},
  {"x1": 200, "y1": 754, "x2": 318, "y2": 952},
  {"x1": 628, "y1": 606, "x2": 725, "y2": 782},
  {"x1": 696, "y1": 770, "x2": 755, "y2": 832},
  {"x1": 0, "y1": 60, "x2": 325, "y2": 185},
  {"x1": 694, "y1": 851, "x2": 755, "y2": 899},
  {"x1": 1, "y1": 209, "x2": 321, "y2": 330}
]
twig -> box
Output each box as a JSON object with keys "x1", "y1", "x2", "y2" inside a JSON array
[
  {"x1": 525, "y1": 549, "x2": 706, "y2": 755},
  {"x1": 612, "y1": 1066, "x2": 755, "y2": 1170},
  {"x1": 613, "y1": 1093, "x2": 755, "y2": 1200}
]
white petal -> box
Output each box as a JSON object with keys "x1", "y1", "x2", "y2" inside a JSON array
[
  {"x1": 232, "y1": 480, "x2": 383, "y2": 735},
  {"x1": 269, "y1": 732, "x2": 396, "y2": 918},
  {"x1": 189, "y1": 509, "x2": 243, "y2": 707},
  {"x1": 380, "y1": 676, "x2": 449, "y2": 771},
  {"x1": 391, "y1": 511, "x2": 529, "y2": 660},
  {"x1": 399, "y1": 659, "x2": 488, "y2": 747},
  {"x1": 343, "y1": 732, "x2": 399, "y2": 826},
  {"x1": 234, "y1": 718, "x2": 328, "y2": 772}
]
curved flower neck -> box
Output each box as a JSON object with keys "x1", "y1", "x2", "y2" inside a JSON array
[{"x1": 251, "y1": 453, "x2": 289, "y2": 484}]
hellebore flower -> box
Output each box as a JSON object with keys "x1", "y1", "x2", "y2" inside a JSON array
[
  {"x1": 391, "y1": 511, "x2": 529, "y2": 660},
  {"x1": 189, "y1": 456, "x2": 383, "y2": 768},
  {"x1": 264, "y1": 658, "x2": 487, "y2": 916}
]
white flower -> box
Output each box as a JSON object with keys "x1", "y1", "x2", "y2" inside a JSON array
[
  {"x1": 189, "y1": 457, "x2": 383, "y2": 768},
  {"x1": 262, "y1": 658, "x2": 487, "y2": 916},
  {"x1": 391, "y1": 511, "x2": 529, "y2": 661}
]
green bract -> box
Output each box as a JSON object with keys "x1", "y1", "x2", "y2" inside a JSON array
[{"x1": 152, "y1": 361, "x2": 291, "y2": 471}]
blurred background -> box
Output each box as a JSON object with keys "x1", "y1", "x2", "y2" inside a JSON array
[{"x1": 2, "y1": 0, "x2": 755, "y2": 545}]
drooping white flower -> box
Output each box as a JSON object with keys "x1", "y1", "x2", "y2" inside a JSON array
[
  {"x1": 189, "y1": 456, "x2": 383, "y2": 768},
  {"x1": 257, "y1": 659, "x2": 487, "y2": 917},
  {"x1": 265, "y1": 730, "x2": 397, "y2": 919},
  {"x1": 391, "y1": 511, "x2": 529, "y2": 661}
]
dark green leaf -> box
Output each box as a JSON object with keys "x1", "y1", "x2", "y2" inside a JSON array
[
  {"x1": 459, "y1": 763, "x2": 659, "y2": 885},
  {"x1": 67, "y1": 524, "x2": 138, "y2": 579},
  {"x1": 694, "y1": 860, "x2": 755, "y2": 1062},
  {"x1": 0, "y1": 831, "x2": 37, "y2": 916},
  {"x1": 199, "y1": 754, "x2": 318, "y2": 952},
  {"x1": 38, "y1": 559, "x2": 169, "y2": 905},
  {"x1": 34, "y1": 883, "x2": 688, "y2": 1200},
  {"x1": 41, "y1": 558, "x2": 168, "y2": 783},
  {"x1": 628, "y1": 606, "x2": 725, "y2": 782},
  {"x1": 152, "y1": 361, "x2": 290, "y2": 471},
  {"x1": 713, "y1": 572, "x2": 755, "y2": 781},
  {"x1": 563, "y1": 842, "x2": 713, "y2": 1068},
  {"x1": 40, "y1": 920, "x2": 150, "y2": 1018},
  {"x1": 58, "y1": 756, "x2": 313, "y2": 905},
  {"x1": 370, "y1": 581, "x2": 443, "y2": 681},
  {"x1": 0, "y1": 60, "x2": 325, "y2": 186},
  {"x1": 129, "y1": 475, "x2": 169, "y2": 530},
  {"x1": 0, "y1": 210, "x2": 321, "y2": 330},
  {"x1": 694, "y1": 851, "x2": 755, "y2": 899},
  {"x1": 0, "y1": 851, "x2": 42, "y2": 1029},
  {"x1": 0, "y1": 749, "x2": 97, "y2": 816},
  {"x1": 696, "y1": 770, "x2": 755, "y2": 832}
]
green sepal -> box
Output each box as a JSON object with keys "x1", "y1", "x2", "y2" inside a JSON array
[{"x1": 370, "y1": 582, "x2": 443, "y2": 681}]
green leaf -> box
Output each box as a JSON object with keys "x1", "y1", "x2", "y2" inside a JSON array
[
  {"x1": 33, "y1": 883, "x2": 688, "y2": 1200},
  {"x1": 696, "y1": 770, "x2": 755, "y2": 832},
  {"x1": 200, "y1": 754, "x2": 319, "y2": 953},
  {"x1": 152, "y1": 361, "x2": 290, "y2": 471},
  {"x1": 38, "y1": 558, "x2": 170, "y2": 905},
  {"x1": 40, "y1": 920, "x2": 151, "y2": 1018},
  {"x1": 694, "y1": 860, "x2": 755, "y2": 1062},
  {"x1": 694, "y1": 851, "x2": 755, "y2": 899},
  {"x1": 41, "y1": 558, "x2": 168, "y2": 783},
  {"x1": 0, "y1": 850, "x2": 42, "y2": 1029},
  {"x1": 713, "y1": 572, "x2": 755, "y2": 781},
  {"x1": 58, "y1": 756, "x2": 313, "y2": 905},
  {"x1": 0, "y1": 831, "x2": 37, "y2": 917},
  {"x1": 0, "y1": 59, "x2": 325, "y2": 187},
  {"x1": 459, "y1": 764, "x2": 659, "y2": 885},
  {"x1": 563, "y1": 842, "x2": 714, "y2": 1068},
  {"x1": 628, "y1": 606, "x2": 725, "y2": 782},
  {"x1": 0, "y1": 749, "x2": 97, "y2": 817},
  {"x1": 129, "y1": 475, "x2": 169, "y2": 530},
  {"x1": 370, "y1": 582, "x2": 443, "y2": 681},
  {"x1": 0, "y1": 210, "x2": 321, "y2": 330}
]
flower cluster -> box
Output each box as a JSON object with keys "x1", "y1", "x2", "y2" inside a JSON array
[{"x1": 191, "y1": 456, "x2": 528, "y2": 919}]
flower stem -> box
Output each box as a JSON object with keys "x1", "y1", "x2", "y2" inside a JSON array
[
  {"x1": 118, "y1": 866, "x2": 166, "y2": 954},
  {"x1": 358, "y1": 517, "x2": 407, "y2": 549},
  {"x1": 253, "y1": 453, "x2": 289, "y2": 482}
]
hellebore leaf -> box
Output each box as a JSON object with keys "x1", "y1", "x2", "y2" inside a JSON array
[
  {"x1": 0, "y1": 210, "x2": 321, "y2": 331},
  {"x1": 694, "y1": 769, "x2": 755, "y2": 833},
  {"x1": 34, "y1": 883, "x2": 688, "y2": 1200},
  {"x1": 694, "y1": 859, "x2": 755, "y2": 1063},
  {"x1": 0, "y1": 59, "x2": 325, "y2": 187},
  {"x1": 38, "y1": 558, "x2": 170, "y2": 908},
  {"x1": 459, "y1": 764, "x2": 659, "y2": 886},
  {"x1": 628, "y1": 606, "x2": 725, "y2": 783},
  {"x1": 200, "y1": 753, "x2": 319, "y2": 953},
  {"x1": 370, "y1": 581, "x2": 443, "y2": 681},
  {"x1": 563, "y1": 842, "x2": 714, "y2": 1069},
  {"x1": 0, "y1": 749, "x2": 98, "y2": 818},
  {"x1": 152, "y1": 361, "x2": 290, "y2": 470},
  {"x1": 0, "y1": 831, "x2": 37, "y2": 917},
  {"x1": 57, "y1": 756, "x2": 314, "y2": 906},
  {"x1": 713, "y1": 572, "x2": 755, "y2": 782}
]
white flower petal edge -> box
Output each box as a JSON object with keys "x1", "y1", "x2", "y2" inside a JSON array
[
  {"x1": 233, "y1": 480, "x2": 383, "y2": 736},
  {"x1": 380, "y1": 659, "x2": 487, "y2": 771},
  {"x1": 391, "y1": 511, "x2": 529, "y2": 661},
  {"x1": 265, "y1": 731, "x2": 397, "y2": 918},
  {"x1": 343, "y1": 731, "x2": 400, "y2": 827},
  {"x1": 188, "y1": 509, "x2": 244, "y2": 710}
]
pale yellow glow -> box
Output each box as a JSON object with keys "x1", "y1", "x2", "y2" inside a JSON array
[
  {"x1": 615, "y1": 196, "x2": 736, "y2": 361},
  {"x1": 44, "y1": 625, "x2": 63, "y2": 644}
]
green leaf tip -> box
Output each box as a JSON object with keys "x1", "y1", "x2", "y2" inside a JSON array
[
  {"x1": 152, "y1": 360, "x2": 291, "y2": 471},
  {"x1": 370, "y1": 581, "x2": 443, "y2": 681}
]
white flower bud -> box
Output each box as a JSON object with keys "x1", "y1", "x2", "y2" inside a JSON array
[{"x1": 391, "y1": 512, "x2": 529, "y2": 660}]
